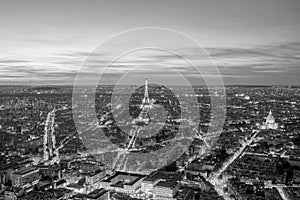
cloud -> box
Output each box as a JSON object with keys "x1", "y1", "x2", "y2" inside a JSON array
[
  {"x1": 207, "y1": 42, "x2": 300, "y2": 67},
  {"x1": 0, "y1": 59, "x2": 31, "y2": 64},
  {"x1": 254, "y1": 70, "x2": 284, "y2": 73},
  {"x1": 0, "y1": 42, "x2": 299, "y2": 85}
]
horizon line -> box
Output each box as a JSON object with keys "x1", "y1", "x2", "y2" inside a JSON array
[{"x1": 0, "y1": 84, "x2": 299, "y2": 87}]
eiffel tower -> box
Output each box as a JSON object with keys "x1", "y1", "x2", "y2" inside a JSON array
[{"x1": 134, "y1": 77, "x2": 151, "y2": 126}]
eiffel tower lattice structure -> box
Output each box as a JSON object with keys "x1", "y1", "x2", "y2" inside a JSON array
[{"x1": 133, "y1": 77, "x2": 152, "y2": 126}]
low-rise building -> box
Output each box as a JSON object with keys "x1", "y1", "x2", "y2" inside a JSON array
[
  {"x1": 141, "y1": 171, "x2": 181, "y2": 199},
  {"x1": 11, "y1": 167, "x2": 39, "y2": 190},
  {"x1": 99, "y1": 172, "x2": 144, "y2": 194}
]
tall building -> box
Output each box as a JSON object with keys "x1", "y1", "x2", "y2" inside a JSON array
[
  {"x1": 43, "y1": 109, "x2": 60, "y2": 165},
  {"x1": 261, "y1": 110, "x2": 278, "y2": 130}
]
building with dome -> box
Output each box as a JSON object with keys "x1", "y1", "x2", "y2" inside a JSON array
[{"x1": 261, "y1": 110, "x2": 278, "y2": 130}]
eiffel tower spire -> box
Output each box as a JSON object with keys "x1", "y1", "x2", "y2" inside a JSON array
[{"x1": 142, "y1": 77, "x2": 150, "y2": 104}]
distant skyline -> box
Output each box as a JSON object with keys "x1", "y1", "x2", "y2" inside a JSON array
[{"x1": 0, "y1": 0, "x2": 300, "y2": 85}]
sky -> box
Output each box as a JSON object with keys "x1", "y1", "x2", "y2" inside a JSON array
[{"x1": 0, "y1": 0, "x2": 300, "y2": 85}]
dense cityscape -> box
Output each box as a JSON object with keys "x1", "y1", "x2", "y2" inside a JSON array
[
  {"x1": 1, "y1": 83, "x2": 300, "y2": 200},
  {"x1": 1, "y1": 1, "x2": 300, "y2": 199}
]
